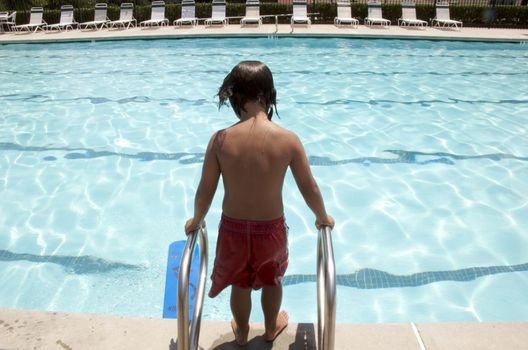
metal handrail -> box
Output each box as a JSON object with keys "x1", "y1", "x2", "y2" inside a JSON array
[
  {"x1": 317, "y1": 226, "x2": 336, "y2": 350},
  {"x1": 177, "y1": 225, "x2": 208, "y2": 350}
]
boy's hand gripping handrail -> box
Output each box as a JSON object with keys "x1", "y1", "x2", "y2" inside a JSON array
[
  {"x1": 177, "y1": 225, "x2": 208, "y2": 350},
  {"x1": 317, "y1": 226, "x2": 336, "y2": 350}
]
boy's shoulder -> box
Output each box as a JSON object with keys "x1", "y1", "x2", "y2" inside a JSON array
[
  {"x1": 266, "y1": 124, "x2": 302, "y2": 148},
  {"x1": 270, "y1": 122, "x2": 294, "y2": 134},
  {"x1": 268, "y1": 121, "x2": 300, "y2": 137},
  {"x1": 209, "y1": 122, "x2": 300, "y2": 147},
  {"x1": 276, "y1": 125, "x2": 302, "y2": 144},
  {"x1": 220, "y1": 121, "x2": 297, "y2": 137}
]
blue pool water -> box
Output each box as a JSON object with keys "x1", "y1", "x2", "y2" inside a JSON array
[{"x1": 0, "y1": 38, "x2": 527, "y2": 323}]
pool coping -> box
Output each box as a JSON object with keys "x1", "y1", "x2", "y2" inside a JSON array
[
  {"x1": 1, "y1": 307, "x2": 527, "y2": 349},
  {"x1": 1, "y1": 24, "x2": 527, "y2": 45}
]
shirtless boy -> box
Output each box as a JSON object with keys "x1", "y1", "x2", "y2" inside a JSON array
[{"x1": 185, "y1": 61, "x2": 334, "y2": 346}]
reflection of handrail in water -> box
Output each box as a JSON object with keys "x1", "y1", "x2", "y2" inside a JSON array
[
  {"x1": 1, "y1": 142, "x2": 527, "y2": 166},
  {"x1": 177, "y1": 225, "x2": 208, "y2": 350},
  {"x1": 283, "y1": 262, "x2": 528, "y2": 289},
  {"x1": 317, "y1": 226, "x2": 336, "y2": 350}
]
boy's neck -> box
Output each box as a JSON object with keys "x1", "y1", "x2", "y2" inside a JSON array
[{"x1": 239, "y1": 101, "x2": 269, "y2": 122}]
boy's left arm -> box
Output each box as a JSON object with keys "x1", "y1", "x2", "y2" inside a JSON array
[{"x1": 185, "y1": 132, "x2": 221, "y2": 234}]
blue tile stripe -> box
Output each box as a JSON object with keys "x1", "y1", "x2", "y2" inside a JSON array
[
  {"x1": 282, "y1": 263, "x2": 528, "y2": 289},
  {"x1": 1, "y1": 142, "x2": 527, "y2": 166},
  {"x1": 0, "y1": 249, "x2": 143, "y2": 274}
]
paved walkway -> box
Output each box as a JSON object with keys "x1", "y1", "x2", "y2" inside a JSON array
[
  {"x1": 0, "y1": 24, "x2": 527, "y2": 44},
  {"x1": 1, "y1": 308, "x2": 527, "y2": 349}
]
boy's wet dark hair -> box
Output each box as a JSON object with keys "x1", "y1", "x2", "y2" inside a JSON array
[{"x1": 218, "y1": 61, "x2": 278, "y2": 120}]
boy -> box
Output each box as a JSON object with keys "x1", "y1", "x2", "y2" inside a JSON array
[{"x1": 185, "y1": 61, "x2": 334, "y2": 346}]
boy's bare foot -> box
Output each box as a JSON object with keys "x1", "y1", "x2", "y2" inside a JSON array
[
  {"x1": 231, "y1": 319, "x2": 249, "y2": 346},
  {"x1": 264, "y1": 311, "x2": 289, "y2": 342}
]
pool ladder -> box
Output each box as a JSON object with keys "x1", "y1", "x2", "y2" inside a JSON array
[
  {"x1": 317, "y1": 226, "x2": 337, "y2": 350},
  {"x1": 177, "y1": 225, "x2": 208, "y2": 350},
  {"x1": 176, "y1": 224, "x2": 336, "y2": 350}
]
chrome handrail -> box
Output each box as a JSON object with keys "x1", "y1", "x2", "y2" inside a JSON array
[
  {"x1": 177, "y1": 225, "x2": 208, "y2": 350},
  {"x1": 317, "y1": 226, "x2": 336, "y2": 350}
]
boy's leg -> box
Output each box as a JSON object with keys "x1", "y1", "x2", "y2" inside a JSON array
[
  {"x1": 261, "y1": 285, "x2": 288, "y2": 341},
  {"x1": 230, "y1": 286, "x2": 251, "y2": 345}
]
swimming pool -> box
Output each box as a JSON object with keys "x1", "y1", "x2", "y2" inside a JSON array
[{"x1": 0, "y1": 38, "x2": 527, "y2": 323}]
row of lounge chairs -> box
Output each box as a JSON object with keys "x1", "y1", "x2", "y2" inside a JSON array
[
  {"x1": 8, "y1": 0, "x2": 230, "y2": 33},
  {"x1": 296, "y1": 0, "x2": 463, "y2": 30},
  {"x1": 6, "y1": 0, "x2": 463, "y2": 34},
  {"x1": 362, "y1": 0, "x2": 462, "y2": 30}
]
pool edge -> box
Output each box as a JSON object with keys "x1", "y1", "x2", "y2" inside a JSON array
[
  {"x1": 1, "y1": 24, "x2": 527, "y2": 45},
  {"x1": 1, "y1": 307, "x2": 527, "y2": 349}
]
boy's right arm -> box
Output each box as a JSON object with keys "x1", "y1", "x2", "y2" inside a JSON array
[{"x1": 289, "y1": 134, "x2": 334, "y2": 229}]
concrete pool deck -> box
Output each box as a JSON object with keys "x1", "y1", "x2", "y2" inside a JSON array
[
  {"x1": 1, "y1": 308, "x2": 528, "y2": 349},
  {"x1": 0, "y1": 24, "x2": 527, "y2": 44}
]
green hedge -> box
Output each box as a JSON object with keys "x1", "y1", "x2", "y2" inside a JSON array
[{"x1": 10, "y1": 3, "x2": 528, "y2": 27}]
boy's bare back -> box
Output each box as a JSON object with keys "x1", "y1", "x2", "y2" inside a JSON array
[
  {"x1": 214, "y1": 116, "x2": 297, "y2": 220},
  {"x1": 186, "y1": 60, "x2": 333, "y2": 236}
]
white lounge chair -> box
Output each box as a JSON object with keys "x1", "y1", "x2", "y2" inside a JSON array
[
  {"x1": 0, "y1": 11, "x2": 6, "y2": 29},
  {"x1": 0, "y1": 11, "x2": 7, "y2": 32},
  {"x1": 79, "y1": 3, "x2": 110, "y2": 31},
  {"x1": 205, "y1": 0, "x2": 227, "y2": 27},
  {"x1": 334, "y1": 0, "x2": 358, "y2": 28},
  {"x1": 291, "y1": 0, "x2": 311, "y2": 27},
  {"x1": 241, "y1": 0, "x2": 262, "y2": 27},
  {"x1": 108, "y1": 3, "x2": 137, "y2": 29},
  {"x1": 364, "y1": 0, "x2": 390, "y2": 28},
  {"x1": 46, "y1": 5, "x2": 78, "y2": 32},
  {"x1": 398, "y1": 0, "x2": 427, "y2": 28},
  {"x1": 13, "y1": 7, "x2": 47, "y2": 33},
  {"x1": 432, "y1": 1, "x2": 462, "y2": 31},
  {"x1": 140, "y1": 1, "x2": 169, "y2": 28},
  {"x1": 0, "y1": 11, "x2": 16, "y2": 32},
  {"x1": 174, "y1": 0, "x2": 198, "y2": 27}
]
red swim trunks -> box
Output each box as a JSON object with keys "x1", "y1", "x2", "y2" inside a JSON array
[{"x1": 208, "y1": 214, "x2": 289, "y2": 298}]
